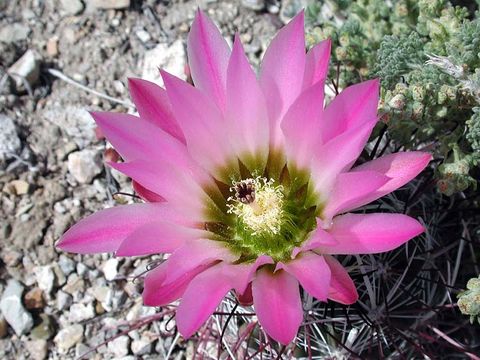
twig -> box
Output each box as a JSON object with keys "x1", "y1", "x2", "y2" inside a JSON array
[
  {"x1": 47, "y1": 68, "x2": 134, "y2": 108},
  {"x1": 166, "y1": 332, "x2": 181, "y2": 360}
]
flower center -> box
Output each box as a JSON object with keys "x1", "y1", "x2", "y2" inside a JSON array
[
  {"x1": 227, "y1": 178, "x2": 285, "y2": 235},
  {"x1": 203, "y1": 153, "x2": 322, "y2": 263}
]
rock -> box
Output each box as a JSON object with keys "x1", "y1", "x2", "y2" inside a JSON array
[
  {"x1": 58, "y1": 255, "x2": 75, "y2": 275},
  {"x1": 135, "y1": 28, "x2": 151, "y2": 44},
  {"x1": 24, "y1": 287, "x2": 45, "y2": 309},
  {"x1": 279, "y1": 0, "x2": 308, "y2": 24},
  {"x1": 10, "y1": 208, "x2": 48, "y2": 249},
  {"x1": 75, "y1": 343, "x2": 90, "y2": 358},
  {"x1": 34, "y1": 266, "x2": 55, "y2": 293},
  {"x1": 88, "y1": 0, "x2": 130, "y2": 9},
  {"x1": 91, "y1": 285, "x2": 112, "y2": 311},
  {"x1": 68, "y1": 303, "x2": 95, "y2": 322},
  {"x1": 0, "y1": 316, "x2": 7, "y2": 338},
  {"x1": 25, "y1": 339, "x2": 48, "y2": 360},
  {"x1": 8, "y1": 49, "x2": 41, "y2": 91},
  {"x1": 0, "y1": 23, "x2": 30, "y2": 44},
  {"x1": 43, "y1": 106, "x2": 96, "y2": 148},
  {"x1": 0, "y1": 115, "x2": 21, "y2": 163},
  {"x1": 30, "y1": 314, "x2": 54, "y2": 340},
  {"x1": 56, "y1": 290, "x2": 72, "y2": 310},
  {"x1": 76, "y1": 262, "x2": 88, "y2": 276},
  {"x1": 54, "y1": 324, "x2": 84, "y2": 353},
  {"x1": 102, "y1": 258, "x2": 118, "y2": 281},
  {"x1": 60, "y1": 0, "x2": 84, "y2": 15},
  {"x1": 142, "y1": 40, "x2": 186, "y2": 87},
  {"x1": 63, "y1": 273, "x2": 85, "y2": 294},
  {"x1": 241, "y1": 0, "x2": 265, "y2": 11},
  {"x1": 111, "y1": 289, "x2": 127, "y2": 308},
  {"x1": 46, "y1": 36, "x2": 59, "y2": 57},
  {"x1": 52, "y1": 263, "x2": 67, "y2": 287},
  {"x1": 0, "y1": 279, "x2": 33, "y2": 336},
  {"x1": 1, "y1": 248, "x2": 22, "y2": 267},
  {"x1": 131, "y1": 336, "x2": 153, "y2": 355},
  {"x1": 126, "y1": 300, "x2": 156, "y2": 322},
  {"x1": 107, "y1": 335, "x2": 130, "y2": 357},
  {"x1": 3, "y1": 179, "x2": 30, "y2": 195},
  {"x1": 67, "y1": 149, "x2": 103, "y2": 184}
]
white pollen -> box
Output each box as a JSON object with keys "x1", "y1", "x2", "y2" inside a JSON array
[{"x1": 227, "y1": 177, "x2": 284, "y2": 235}]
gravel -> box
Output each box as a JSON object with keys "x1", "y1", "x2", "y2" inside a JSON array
[
  {"x1": 0, "y1": 0, "x2": 283, "y2": 358},
  {"x1": 0, "y1": 280, "x2": 33, "y2": 336},
  {"x1": 0, "y1": 115, "x2": 21, "y2": 164}
]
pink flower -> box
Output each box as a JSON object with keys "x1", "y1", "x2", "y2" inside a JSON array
[{"x1": 57, "y1": 10, "x2": 430, "y2": 345}]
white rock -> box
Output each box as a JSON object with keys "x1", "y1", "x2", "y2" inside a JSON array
[
  {"x1": 76, "y1": 262, "x2": 88, "y2": 276},
  {"x1": 58, "y1": 255, "x2": 75, "y2": 275},
  {"x1": 60, "y1": 0, "x2": 84, "y2": 15},
  {"x1": 0, "y1": 280, "x2": 33, "y2": 336},
  {"x1": 142, "y1": 40, "x2": 186, "y2": 87},
  {"x1": 34, "y1": 265, "x2": 55, "y2": 293},
  {"x1": 67, "y1": 149, "x2": 102, "y2": 184},
  {"x1": 43, "y1": 106, "x2": 96, "y2": 148},
  {"x1": 75, "y1": 343, "x2": 90, "y2": 358},
  {"x1": 241, "y1": 0, "x2": 265, "y2": 10},
  {"x1": 135, "y1": 29, "x2": 151, "y2": 43},
  {"x1": 68, "y1": 303, "x2": 95, "y2": 322},
  {"x1": 0, "y1": 115, "x2": 21, "y2": 162},
  {"x1": 279, "y1": 0, "x2": 309, "y2": 24},
  {"x1": 87, "y1": 0, "x2": 130, "y2": 9},
  {"x1": 54, "y1": 324, "x2": 84, "y2": 353},
  {"x1": 56, "y1": 290, "x2": 72, "y2": 310},
  {"x1": 8, "y1": 49, "x2": 40, "y2": 91},
  {"x1": 131, "y1": 336, "x2": 152, "y2": 355},
  {"x1": 91, "y1": 285, "x2": 112, "y2": 303},
  {"x1": 107, "y1": 335, "x2": 130, "y2": 357},
  {"x1": 126, "y1": 300, "x2": 156, "y2": 322},
  {"x1": 102, "y1": 258, "x2": 118, "y2": 281},
  {"x1": 0, "y1": 23, "x2": 30, "y2": 43},
  {"x1": 26, "y1": 339, "x2": 48, "y2": 360}
]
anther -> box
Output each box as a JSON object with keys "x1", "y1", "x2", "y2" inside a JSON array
[{"x1": 235, "y1": 180, "x2": 256, "y2": 204}]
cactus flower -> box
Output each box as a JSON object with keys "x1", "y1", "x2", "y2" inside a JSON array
[{"x1": 57, "y1": 10, "x2": 430, "y2": 344}]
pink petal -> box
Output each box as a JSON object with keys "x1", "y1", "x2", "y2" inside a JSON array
[
  {"x1": 109, "y1": 160, "x2": 209, "y2": 219},
  {"x1": 161, "y1": 71, "x2": 237, "y2": 181},
  {"x1": 252, "y1": 268, "x2": 302, "y2": 345},
  {"x1": 95, "y1": 110, "x2": 214, "y2": 191},
  {"x1": 187, "y1": 9, "x2": 230, "y2": 111},
  {"x1": 319, "y1": 213, "x2": 425, "y2": 255},
  {"x1": 324, "y1": 255, "x2": 358, "y2": 304},
  {"x1": 91, "y1": 111, "x2": 186, "y2": 163},
  {"x1": 320, "y1": 79, "x2": 380, "y2": 143},
  {"x1": 260, "y1": 11, "x2": 306, "y2": 149},
  {"x1": 217, "y1": 255, "x2": 274, "y2": 294},
  {"x1": 177, "y1": 263, "x2": 232, "y2": 338},
  {"x1": 279, "y1": 252, "x2": 331, "y2": 301},
  {"x1": 143, "y1": 261, "x2": 210, "y2": 306},
  {"x1": 281, "y1": 80, "x2": 325, "y2": 169},
  {"x1": 132, "y1": 180, "x2": 164, "y2": 202},
  {"x1": 56, "y1": 203, "x2": 178, "y2": 254},
  {"x1": 311, "y1": 121, "x2": 376, "y2": 196},
  {"x1": 226, "y1": 35, "x2": 269, "y2": 171},
  {"x1": 163, "y1": 240, "x2": 237, "y2": 284},
  {"x1": 291, "y1": 223, "x2": 337, "y2": 258},
  {"x1": 303, "y1": 38, "x2": 331, "y2": 88},
  {"x1": 128, "y1": 78, "x2": 185, "y2": 142},
  {"x1": 237, "y1": 283, "x2": 253, "y2": 306},
  {"x1": 116, "y1": 221, "x2": 204, "y2": 257},
  {"x1": 323, "y1": 170, "x2": 390, "y2": 220},
  {"x1": 351, "y1": 152, "x2": 432, "y2": 202}
]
